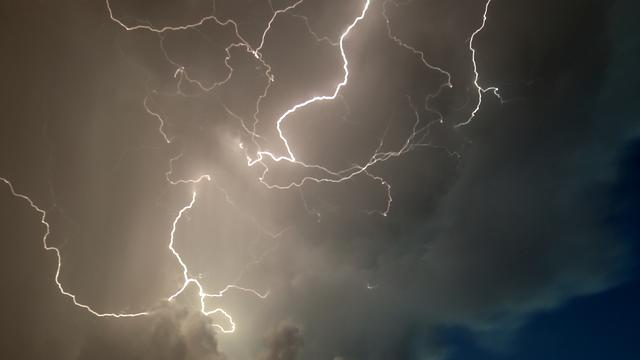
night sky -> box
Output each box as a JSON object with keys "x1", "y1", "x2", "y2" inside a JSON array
[{"x1": 0, "y1": 0, "x2": 638, "y2": 359}]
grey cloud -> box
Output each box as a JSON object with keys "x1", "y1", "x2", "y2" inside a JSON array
[
  {"x1": 258, "y1": 322, "x2": 304, "y2": 360},
  {"x1": 75, "y1": 303, "x2": 227, "y2": 360}
]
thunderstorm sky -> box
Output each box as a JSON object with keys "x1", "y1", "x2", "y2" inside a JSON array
[{"x1": 1, "y1": 0, "x2": 639, "y2": 359}]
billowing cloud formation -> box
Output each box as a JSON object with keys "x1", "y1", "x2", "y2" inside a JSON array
[
  {"x1": 259, "y1": 322, "x2": 304, "y2": 360},
  {"x1": 76, "y1": 303, "x2": 227, "y2": 360},
  {"x1": 0, "y1": 0, "x2": 637, "y2": 359}
]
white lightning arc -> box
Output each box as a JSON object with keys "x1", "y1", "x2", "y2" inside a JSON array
[
  {"x1": 115, "y1": 0, "x2": 498, "y2": 212},
  {"x1": 128, "y1": 0, "x2": 395, "y2": 214},
  {"x1": 165, "y1": 191, "x2": 269, "y2": 334},
  {"x1": 0, "y1": 0, "x2": 499, "y2": 335},
  {"x1": 163, "y1": 153, "x2": 286, "y2": 333},
  {"x1": 250, "y1": 0, "x2": 372, "y2": 165},
  {"x1": 165, "y1": 152, "x2": 290, "y2": 240},
  {"x1": 456, "y1": 0, "x2": 500, "y2": 127},
  {"x1": 106, "y1": 0, "x2": 249, "y2": 43},
  {"x1": 255, "y1": 0, "x2": 306, "y2": 55},
  {"x1": 291, "y1": 13, "x2": 339, "y2": 46},
  {"x1": 239, "y1": 0, "x2": 400, "y2": 214},
  {"x1": 165, "y1": 153, "x2": 212, "y2": 185},
  {"x1": 234, "y1": 0, "x2": 463, "y2": 216},
  {"x1": 0, "y1": 177, "x2": 148, "y2": 318},
  {"x1": 382, "y1": 0, "x2": 458, "y2": 154},
  {"x1": 382, "y1": 0, "x2": 452, "y2": 88},
  {"x1": 0, "y1": 177, "x2": 272, "y2": 332},
  {"x1": 143, "y1": 95, "x2": 172, "y2": 144},
  {"x1": 139, "y1": 0, "x2": 440, "y2": 216}
]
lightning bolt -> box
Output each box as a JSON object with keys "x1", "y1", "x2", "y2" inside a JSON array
[
  {"x1": 382, "y1": 0, "x2": 452, "y2": 88},
  {"x1": 255, "y1": 0, "x2": 306, "y2": 55},
  {"x1": 0, "y1": 177, "x2": 148, "y2": 318},
  {"x1": 0, "y1": 0, "x2": 500, "y2": 336},
  {"x1": 1, "y1": 176, "x2": 273, "y2": 332},
  {"x1": 456, "y1": 0, "x2": 500, "y2": 127},
  {"x1": 165, "y1": 153, "x2": 212, "y2": 185},
  {"x1": 250, "y1": 0, "x2": 372, "y2": 165},
  {"x1": 143, "y1": 95, "x2": 173, "y2": 144},
  {"x1": 165, "y1": 191, "x2": 270, "y2": 334},
  {"x1": 290, "y1": 13, "x2": 339, "y2": 47}
]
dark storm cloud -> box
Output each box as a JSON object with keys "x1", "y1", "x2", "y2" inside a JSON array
[
  {"x1": 258, "y1": 322, "x2": 304, "y2": 360},
  {"x1": 0, "y1": 0, "x2": 637, "y2": 359},
  {"x1": 76, "y1": 303, "x2": 227, "y2": 360},
  {"x1": 227, "y1": 1, "x2": 637, "y2": 358}
]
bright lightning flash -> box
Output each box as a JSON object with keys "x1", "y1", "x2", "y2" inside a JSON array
[{"x1": 1, "y1": 0, "x2": 500, "y2": 335}]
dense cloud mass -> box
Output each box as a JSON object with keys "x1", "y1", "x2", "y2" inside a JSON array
[
  {"x1": 76, "y1": 303, "x2": 227, "y2": 360},
  {"x1": 258, "y1": 322, "x2": 304, "y2": 360},
  {"x1": 0, "y1": 0, "x2": 638, "y2": 359}
]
